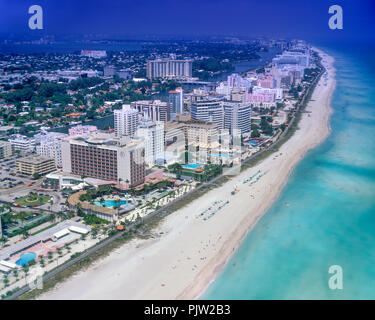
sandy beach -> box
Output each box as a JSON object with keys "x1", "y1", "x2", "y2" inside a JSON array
[{"x1": 39, "y1": 48, "x2": 336, "y2": 300}]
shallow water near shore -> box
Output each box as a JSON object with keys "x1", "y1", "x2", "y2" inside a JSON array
[{"x1": 203, "y1": 44, "x2": 375, "y2": 299}]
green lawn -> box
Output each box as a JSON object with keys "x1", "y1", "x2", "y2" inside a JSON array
[{"x1": 15, "y1": 195, "x2": 51, "y2": 207}]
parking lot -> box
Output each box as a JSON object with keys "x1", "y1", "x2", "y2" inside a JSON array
[{"x1": 0, "y1": 155, "x2": 33, "y2": 189}]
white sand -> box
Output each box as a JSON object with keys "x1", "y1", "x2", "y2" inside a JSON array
[{"x1": 39, "y1": 48, "x2": 336, "y2": 300}]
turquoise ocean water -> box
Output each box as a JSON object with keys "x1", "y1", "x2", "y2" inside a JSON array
[{"x1": 203, "y1": 44, "x2": 375, "y2": 299}]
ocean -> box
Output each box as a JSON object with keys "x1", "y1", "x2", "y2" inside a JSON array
[{"x1": 203, "y1": 43, "x2": 375, "y2": 299}]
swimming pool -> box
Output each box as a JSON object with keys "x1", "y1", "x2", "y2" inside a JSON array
[
  {"x1": 245, "y1": 139, "x2": 264, "y2": 147},
  {"x1": 93, "y1": 200, "x2": 126, "y2": 208},
  {"x1": 183, "y1": 163, "x2": 203, "y2": 169},
  {"x1": 209, "y1": 153, "x2": 232, "y2": 158},
  {"x1": 16, "y1": 252, "x2": 36, "y2": 266}
]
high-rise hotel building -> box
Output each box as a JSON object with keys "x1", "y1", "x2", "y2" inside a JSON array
[
  {"x1": 61, "y1": 132, "x2": 145, "y2": 186},
  {"x1": 169, "y1": 87, "x2": 184, "y2": 119},
  {"x1": 147, "y1": 59, "x2": 193, "y2": 79},
  {"x1": 190, "y1": 97, "x2": 225, "y2": 130},
  {"x1": 223, "y1": 101, "x2": 251, "y2": 136},
  {"x1": 114, "y1": 104, "x2": 139, "y2": 137},
  {"x1": 135, "y1": 120, "x2": 164, "y2": 168}
]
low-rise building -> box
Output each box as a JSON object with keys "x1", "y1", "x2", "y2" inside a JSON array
[{"x1": 16, "y1": 155, "x2": 56, "y2": 176}]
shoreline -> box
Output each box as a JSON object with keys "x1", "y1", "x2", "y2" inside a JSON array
[
  {"x1": 186, "y1": 47, "x2": 336, "y2": 300},
  {"x1": 187, "y1": 47, "x2": 335, "y2": 299},
  {"x1": 38, "y1": 48, "x2": 336, "y2": 300}
]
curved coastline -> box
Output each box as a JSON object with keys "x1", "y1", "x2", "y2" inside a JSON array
[
  {"x1": 185, "y1": 47, "x2": 337, "y2": 300},
  {"x1": 38, "y1": 48, "x2": 336, "y2": 300}
]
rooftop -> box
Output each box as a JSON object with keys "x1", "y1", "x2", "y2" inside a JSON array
[
  {"x1": 0, "y1": 221, "x2": 91, "y2": 261},
  {"x1": 65, "y1": 131, "x2": 144, "y2": 151},
  {"x1": 17, "y1": 155, "x2": 54, "y2": 165}
]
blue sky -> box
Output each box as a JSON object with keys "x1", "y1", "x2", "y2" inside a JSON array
[{"x1": 1, "y1": 0, "x2": 374, "y2": 42}]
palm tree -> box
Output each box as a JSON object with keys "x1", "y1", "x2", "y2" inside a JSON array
[
  {"x1": 48, "y1": 199, "x2": 53, "y2": 211},
  {"x1": 130, "y1": 186, "x2": 135, "y2": 195},
  {"x1": 92, "y1": 227, "x2": 98, "y2": 239},
  {"x1": 57, "y1": 247, "x2": 62, "y2": 257},
  {"x1": 38, "y1": 255, "x2": 45, "y2": 267},
  {"x1": 47, "y1": 251, "x2": 53, "y2": 262},
  {"x1": 22, "y1": 229, "x2": 29, "y2": 239},
  {"x1": 16, "y1": 211, "x2": 29, "y2": 228},
  {"x1": 3, "y1": 275, "x2": 9, "y2": 288},
  {"x1": 76, "y1": 203, "x2": 83, "y2": 217},
  {"x1": 56, "y1": 211, "x2": 64, "y2": 221},
  {"x1": 0, "y1": 236, "x2": 8, "y2": 248},
  {"x1": 22, "y1": 265, "x2": 29, "y2": 284},
  {"x1": 169, "y1": 163, "x2": 182, "y2": 176},
  {"x1": 64, "y1": 244, "x2": 71, "y2": 253},
  {"x1": 12, "y1": 269, "x2": 18, "y2": 280}
]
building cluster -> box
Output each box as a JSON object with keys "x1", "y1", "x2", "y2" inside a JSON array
[
  {"x1": 103, "y1": 66, "x2": 132, "y2": 79},
  {"x1": 214, "y1": 42, "x2": 312, "y2": 109},
  {"x1": 0, "y1": 42, "x2": 314, "y2": 189},
  {"x1": 271, "y1": 42, "x2": 311, "y2": 87}
]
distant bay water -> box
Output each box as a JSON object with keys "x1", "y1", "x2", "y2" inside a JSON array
[
  {"x1": 210, "y1": 47, "x2": 281, "y2": 82},
  {"x1": 50, "y1": 115, "x2": 114, "y2": 134},
  {"x1": 203, "y1": 43, "x2": 375, "y2": 299}
]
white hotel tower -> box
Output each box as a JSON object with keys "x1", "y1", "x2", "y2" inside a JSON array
[
  {"x1": 135, "y1": 120, "x2": 164, "y2": 168},
  {"x1": 114, "y1": 104, "x2": 139, "y2": 137}
]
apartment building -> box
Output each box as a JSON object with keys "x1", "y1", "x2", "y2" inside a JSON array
[
  {"x1": 131, "y1": 100, "x2": 170, "y2": 122},
  {"x1": 114, "y1": 104, "x2": 139, "y2": 137},
  {"x1": 147, "y1": 59, "x2": 192, "y2": 79}
]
